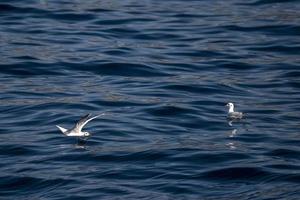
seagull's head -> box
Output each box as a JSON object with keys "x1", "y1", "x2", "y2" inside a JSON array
[
  {"x1": 226, "y1": 102, "x2": 234, "y2": 107},
  {"x1": 83, "y1": 132, "x2": 90, "y2": 137},
  {"x1": 226, "y1": 102, "x2": 234, "y2": 112}
]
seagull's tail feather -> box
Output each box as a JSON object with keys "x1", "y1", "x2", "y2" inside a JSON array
[{"x1": 56, "y1": 125, "x2": 68, "y2": 134}]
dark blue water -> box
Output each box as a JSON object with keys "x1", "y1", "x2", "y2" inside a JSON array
[{"x1": 1, "y1": 0, "x2": 300, "y2": 199}]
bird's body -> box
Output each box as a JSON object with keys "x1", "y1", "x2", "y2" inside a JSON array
[
  {"x1": 56, "y1": 113, "x2": 104, "y2": 137},
  {"x1": 226, "y1": 102, "x2": 243, "y2": 119},
  {"x1": 228, "y1": 111, "x2": 243, "y2": 119}
]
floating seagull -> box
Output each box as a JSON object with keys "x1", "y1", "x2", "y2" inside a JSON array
[
  {"x1": 56, "y1": 113, "x2": 104, "y2": 137},
  {"x1": 226, "y1": 102, "x2": 243, "y2": 120}
]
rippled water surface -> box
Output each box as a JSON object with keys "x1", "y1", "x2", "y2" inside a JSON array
[{"x1": 1, "y1": 0, "x2": 300, "y2": 199}]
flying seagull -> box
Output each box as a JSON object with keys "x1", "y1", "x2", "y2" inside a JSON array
[
  {"x1": 226, "y1": 102, "x2": 243, "y2": 120},
  {"x1": 56, "y1": 113, "x2": 104, "y2": 137}
]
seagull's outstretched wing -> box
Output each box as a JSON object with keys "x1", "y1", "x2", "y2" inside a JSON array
[{"x1": 73, "y1": 113, "x2": 105, "y2": 132}]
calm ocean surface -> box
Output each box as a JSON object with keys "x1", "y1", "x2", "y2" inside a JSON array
[{"x1": 1, "y1": 0, "x2": 300, "y2": 199}]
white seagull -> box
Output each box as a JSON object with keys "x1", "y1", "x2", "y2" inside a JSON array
[
  {"x1": 56, "y1": 113, "x2": 104, "y2": 137},
  {"x1": 226, "y1": 102, "x2": 243, "y2": 120}
]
